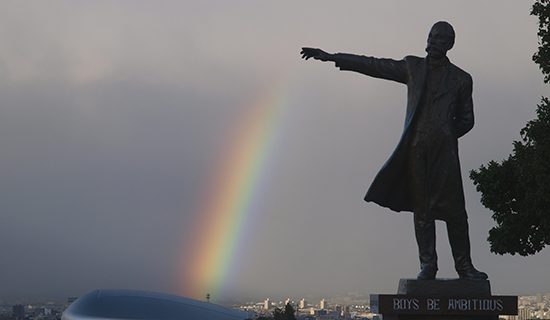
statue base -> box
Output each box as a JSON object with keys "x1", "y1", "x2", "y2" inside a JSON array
[
  {"x1": 398, "y1": 278, "x2": 491, "y2": 296},
  {"x1": 370, "y1": 278, "x2": 517, "y2": 320}
]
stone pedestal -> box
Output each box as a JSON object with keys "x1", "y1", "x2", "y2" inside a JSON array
[
  {"x1": 370, "y1": 279, "x2": 517, "y2": 320},
  {"x1": 398, "y1": 278, "x2": 491, "y2": 296}
]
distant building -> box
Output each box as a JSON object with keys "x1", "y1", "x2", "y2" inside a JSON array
[
  {"x1": 264, "y1": 298, "x2": 270, "y2": 310},
  {"x1": 335, "y1": 305, "x2": 342, "y2": 315},
  {"x1": 319, "y1": 299, "x2": 327, "y2": 310},
  {"x1": 299, "y1": 299, "x2": 307, "y2": 309},
  {"x1": 343, "y1": 305, "x2": 352, "y2": 319},
  {"x1": 12, "y1": 305, "x2": 24, "y2": 320},
  {"x1": 518, "y1": 307, "x2": 531, "y2": 320}
]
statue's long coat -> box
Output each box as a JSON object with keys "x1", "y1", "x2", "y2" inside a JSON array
[{"x1": 333, "y1": 54, "x2": 474, "y2": 214}]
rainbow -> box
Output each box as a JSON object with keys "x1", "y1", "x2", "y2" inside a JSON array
[{"x1": 180, "y1": 85, "x2": 287, "y2": 300}]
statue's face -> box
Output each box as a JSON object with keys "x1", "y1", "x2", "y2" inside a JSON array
[{"x1": 426, "y1": 22, "x2": 455, "y2": 59}]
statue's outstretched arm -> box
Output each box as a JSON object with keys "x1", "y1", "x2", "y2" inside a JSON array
[
  {"x1": 301, "y1": 47, "x2": 408, "y2": 84},
  {"x1": 332, "y1": 54, "x2": 408, "y2": 84}
]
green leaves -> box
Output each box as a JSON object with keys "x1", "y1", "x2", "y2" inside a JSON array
[
  {"x1": 532, "y1": 0, "x2": 550, "y2": 83},
  {"x1": 259, "y1": 303, "x2": 297, "y2": 320},
  {"x1": 470, "y1": 98, "x2": 550, "y2": 256}
]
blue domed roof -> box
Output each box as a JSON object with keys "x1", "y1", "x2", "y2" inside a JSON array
[{"x1": 62, "y1": 290, "x2": 251, "y2": 320}]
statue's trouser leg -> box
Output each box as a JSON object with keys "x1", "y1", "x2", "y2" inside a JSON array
[
  {"x1": 446, "y1": 215, "x2": 474, "y2": 272},
  {"x1": 414, "y1": 214, "x2": 437, "y2": 271},
  {"x1": 408, "y1": 137, "x2": 437, "y2": 271}
]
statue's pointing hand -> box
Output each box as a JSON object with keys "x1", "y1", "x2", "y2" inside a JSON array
[{"x1": 301, "y1": 47, "x2": 331, "y2": 61}]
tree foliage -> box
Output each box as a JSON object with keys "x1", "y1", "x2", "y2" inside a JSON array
[
  {"x1": 532, "y1": 0, "x2": 550, "y2": 83},
  {"x1": 283, "y1": 303, "x2": 297, "y2": 320},
  {"x1": 257, "y1": 303, "x2": 296, "y2": 320},
  {"x1": 470, "y1": 98, "x2": 550, "y2": 255},
  {"x1": 469, "y1": 0, "x2": 550, "y2": 255}
]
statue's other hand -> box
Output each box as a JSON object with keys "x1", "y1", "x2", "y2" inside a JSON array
[{"x1": 300, "y1": 47, "x2": 330, "y2": 61}]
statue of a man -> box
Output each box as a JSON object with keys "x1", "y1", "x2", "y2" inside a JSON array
[{"x1": 301, "y1": 21, "x2": 487, "y2": 280}]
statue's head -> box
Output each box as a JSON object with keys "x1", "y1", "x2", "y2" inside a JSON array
[{"x1": 426, "y1": 21, "x2": 455, "y2": 59}]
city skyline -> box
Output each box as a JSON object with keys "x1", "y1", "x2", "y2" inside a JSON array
[
  {"x1": 2, "y1": 292, "x2": 550, "y2": 320},
  {"x1": 1, "y1": 1, "x2": 549, "y2": 303}
]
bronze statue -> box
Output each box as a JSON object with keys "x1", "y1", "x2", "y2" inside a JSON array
[{"x1": 301, "y1": 21, "x2": 487, "y2": 280}]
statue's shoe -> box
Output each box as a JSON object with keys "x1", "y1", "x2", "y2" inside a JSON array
[
  {"x1": 417, "y1": 266, "x2": 437, "y2": 280},
  {"x1": 458, "y1": 268, "x2": 488, "y2": 280}
]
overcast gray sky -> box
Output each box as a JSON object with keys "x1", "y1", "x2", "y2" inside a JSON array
[{"x1": 1, "y1": 1, "x2": 548, "y2": 303}]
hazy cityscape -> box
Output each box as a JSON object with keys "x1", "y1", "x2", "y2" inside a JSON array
[{"x1": 0, "y1": 292, "x2": 548, "y2": 320}]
